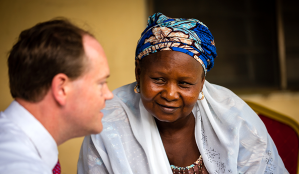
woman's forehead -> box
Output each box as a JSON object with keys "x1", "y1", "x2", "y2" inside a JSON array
[{"x1": 140, "y1": 51, "x2": 203, "y2": 75}]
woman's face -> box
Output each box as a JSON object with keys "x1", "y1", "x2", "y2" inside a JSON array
[{"x1": 135, "y1": 51, "x2": 205, "y2": 123}]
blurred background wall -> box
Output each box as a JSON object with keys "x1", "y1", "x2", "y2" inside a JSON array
[{"x1": 0, "y1": 0, "x2": 298, "y2": 173}]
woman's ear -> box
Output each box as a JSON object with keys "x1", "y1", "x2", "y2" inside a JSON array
[
  {"x1": 135, "y1": 59, "x2": 141, "y2": 84},
  {"x1": 200, "y1": 74, "x2": 205, "y2": 92}
]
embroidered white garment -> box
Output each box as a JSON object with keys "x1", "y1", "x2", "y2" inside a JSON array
[
  {"x1": 78, "y1": 81, "x2": 288, "y2": 174},
  {"x1": 0, "y1": 101, "x2": 58, "y2": 174}
]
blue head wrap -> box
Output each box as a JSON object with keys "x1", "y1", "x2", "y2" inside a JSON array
[{"x1": 135, "y1": 13, "x2": 217, "y2": 75}]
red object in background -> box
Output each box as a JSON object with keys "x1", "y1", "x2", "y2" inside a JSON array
[
  {"x1": 259, "y1": 114, "x2": 299, "y2": 174},
  {"x1": 52, "y1": 160, "x2": 61, "y2": 174}
]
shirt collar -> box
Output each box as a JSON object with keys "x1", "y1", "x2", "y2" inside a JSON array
[{"x1": 4, "y1": 101, "x2": 59, "y2": 169}]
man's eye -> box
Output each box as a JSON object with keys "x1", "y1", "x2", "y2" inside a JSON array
[{"x1": 98, "y1": 81, "x2": 107, "y2": 89}]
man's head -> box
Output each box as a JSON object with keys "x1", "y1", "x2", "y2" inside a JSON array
[
  {"x1": 8, "y1": 19, "x2": 113, "y2": 144},
  {"x1": 8, "y1": 19, "x2": 90, "y2": 102}
]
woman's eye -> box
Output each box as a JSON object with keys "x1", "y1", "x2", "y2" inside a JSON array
[
  {"x1": 179, "y1": 81, "x2": 192, "y2": 87},
  {"x1": 152, "y1": 78, "x2": 164, "y2": 83}
]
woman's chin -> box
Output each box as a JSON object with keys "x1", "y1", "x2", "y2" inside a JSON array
[{"x1": 153, "y1": 115, "x2": 178, "y2": 123}]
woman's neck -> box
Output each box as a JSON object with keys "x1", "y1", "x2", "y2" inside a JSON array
[
  {"x1": 155, "y1": 112, "x2": 195, "y2": 137},
  {"x1": 155, "y1": 112, "x2": 200, "y2": 167}
]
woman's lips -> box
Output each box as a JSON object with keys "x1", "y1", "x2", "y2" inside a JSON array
[{"x1": 156, "y1": 102, "x2": 179, "y2": 114}]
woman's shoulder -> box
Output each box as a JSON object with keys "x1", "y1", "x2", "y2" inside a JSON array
[
  {"x1": 204, "y1": 81, "x2": 267, "y2": 136},
  {"x1": 101, "y1": 82, "x2": 140, "y2": 123}
]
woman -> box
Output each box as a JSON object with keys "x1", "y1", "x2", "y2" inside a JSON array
[{"x1": 78, "y1": 13, "x2": 288, "y2": 174}]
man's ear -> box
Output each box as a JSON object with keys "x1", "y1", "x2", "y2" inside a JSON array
[
  {"x1": 135, "y1": 59, "x2": 141, "y2": 84},
  {"x1": 51, "y1": 73, "x2": 70, "y2": 106}
]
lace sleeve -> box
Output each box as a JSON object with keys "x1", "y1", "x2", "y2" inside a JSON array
[
  {"x1": 77, "y1": 136, "x2": 109, "y2": 174},
  {"x1": 237, "y1": 119, "x2": 289, "y2": 174}
]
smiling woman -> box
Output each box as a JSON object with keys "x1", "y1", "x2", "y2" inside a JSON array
[
  {"x1": 78, "y1": 13, "x2": 288, "y2": 174},
  {"x1": 136, "y1": 51, "x2": 206, "y2": 171}
]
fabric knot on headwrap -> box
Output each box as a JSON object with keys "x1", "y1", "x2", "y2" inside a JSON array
[{"x1": 135, "y1": 12, "x2": 217, "y2": 75}]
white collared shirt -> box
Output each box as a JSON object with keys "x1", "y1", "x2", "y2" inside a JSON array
[{"x1": 0, "y1": 101, "x2": 58, "y2": 174}]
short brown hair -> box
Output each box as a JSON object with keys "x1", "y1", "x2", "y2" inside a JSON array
[{"x1": 8, "y1": 18, "x2": 92, "y2": 102}]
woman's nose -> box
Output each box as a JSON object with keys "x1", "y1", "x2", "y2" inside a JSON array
[{"x1": 160, "y1": 83, "x2": 179, "y2": 101}]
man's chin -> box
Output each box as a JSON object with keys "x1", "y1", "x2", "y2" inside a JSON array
[{"x1": 90, "y1": 124, "x2": 103, "y2": 135}]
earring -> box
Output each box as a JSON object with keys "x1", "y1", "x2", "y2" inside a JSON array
[
  {"x1": 198, "y1": 92, "x2": 204, "y2": 100},
  {"x1": 134, "y1": 84, "x2": 140, "y2": 93}
]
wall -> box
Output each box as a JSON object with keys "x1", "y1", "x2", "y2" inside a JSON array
[
  {"x1": 1, "y1": 1, "x2": 299, "y2": 173},
  {"x1": 0, "y1": 0, "x2": 146, "y2": 173},
  {"x1": 240, "y1": 92, "x2": 299, "y2": 124}
]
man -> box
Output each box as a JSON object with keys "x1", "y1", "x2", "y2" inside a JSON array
[{"x1": 0, "y1": 19, "x2": 113, "y2": 173}]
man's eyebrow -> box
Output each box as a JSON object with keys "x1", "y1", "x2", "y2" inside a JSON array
[
  {"x1": 106, "y1": 74, "x2": 110, "y2": 78},
  {"x1": 99, "y1": 74, "x2": 110, "y2": 81}
]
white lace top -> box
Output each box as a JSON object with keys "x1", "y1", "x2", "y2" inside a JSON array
[{"x1": 78, "y1": 81, "x2": 288, "y2": 174}]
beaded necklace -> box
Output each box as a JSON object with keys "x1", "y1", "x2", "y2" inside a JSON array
[{"x1": 170, "y1": 155, "x2": 204, "y2": 174}]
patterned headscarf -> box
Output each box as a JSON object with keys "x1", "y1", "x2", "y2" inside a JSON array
[{"x1": 135, "y1": 13, "x2": 217, "y2": 75}]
